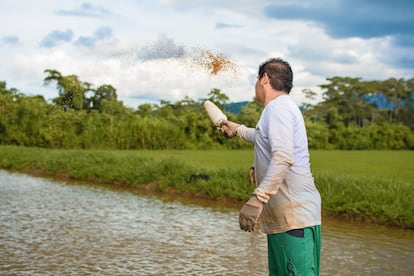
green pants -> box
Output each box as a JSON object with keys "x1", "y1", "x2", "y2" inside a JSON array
[{"x1": 267, "y1": 225, "x2": 321, "y2": 276}]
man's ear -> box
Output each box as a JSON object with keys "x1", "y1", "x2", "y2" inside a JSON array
[{"x1": 262, "y1": 72, "x2": 271, "y2": 84}]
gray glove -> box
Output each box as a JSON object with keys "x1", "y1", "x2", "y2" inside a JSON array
[{"x1": 239, "y1": 195, "x2": 264, "y2": 232}]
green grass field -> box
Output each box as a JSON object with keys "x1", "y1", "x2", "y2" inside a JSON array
[
  {"x1": 0, "y1": 146, "x2": 413, "y2": 228},
  {"x1": 309, "y1": 150, "x2": 414, "y2": 184},
  {"x1": 131, "y1": 149, "x2": 414, "y2": 184}
]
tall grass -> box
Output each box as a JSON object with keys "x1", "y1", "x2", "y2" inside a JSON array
[
  {"x1": 0, "y1": 146, "x2": 413, "y2": 228},
  {"x1": 0, "y1": 146, "x2": 253, "y2": 201},
  {"x1": 316, "y1": 172, "x2": 413, "y2": 227}
]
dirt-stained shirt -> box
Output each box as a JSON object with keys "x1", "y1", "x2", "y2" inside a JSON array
[{"x1": 236, "y1": 95, "x2": 321, "y2": 234}]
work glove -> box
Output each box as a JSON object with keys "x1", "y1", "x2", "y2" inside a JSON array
[
  {"x1": 239, "y1": 195, "x2": 264, "y2": 232},
  {"x1": 219, "y1": 120, "x2": 240, "y2": 138}
]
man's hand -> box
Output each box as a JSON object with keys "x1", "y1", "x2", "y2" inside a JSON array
[
  {"x1": 239, "y1": 195, "x2": 264, "y2": 232},
  {"x1": 219, "y1": 120, "x2": 240, "y2": 138}
]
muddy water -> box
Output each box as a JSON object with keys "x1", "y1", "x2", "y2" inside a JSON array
[{"x1": 1, "y1": 170, "x2": 413, "y2": 275}]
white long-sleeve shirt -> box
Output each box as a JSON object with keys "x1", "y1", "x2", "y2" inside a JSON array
[{"x1": 237, "y1": 95, "x2": 321, "y2": 234}]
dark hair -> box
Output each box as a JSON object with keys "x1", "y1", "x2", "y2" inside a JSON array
[{"x1": 258, "y1": 58, "x2": 293, "y2": 93}]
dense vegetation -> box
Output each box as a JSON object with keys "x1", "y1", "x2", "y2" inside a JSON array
[
  {"x1": 0, "y1": 71, "x2": 413, "y2": 150},
  {"x1": 1, "y1": 146, "x2": 413, "y2": 228}
]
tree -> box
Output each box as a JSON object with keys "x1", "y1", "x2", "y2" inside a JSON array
[
  {"x1": 319, "y1": 77, "x2": 376, "y2": 127},
  {"x1": 237, "y1": 101, "x2": 263, "y2": 127},
  {"x1": 305, "y1": 121, "x2": 331, "y2": 149},
  {"x1": 175, "y1": 96, "x2": 197, "y2": 109},
  {"x1": 380, "y1": 78, "x2": 412, "y2": 125},
  {"x1": 44, "y1": 69, "x2": 87, "y2": 111},
  {"x1": 206, "y1": 88, "x2": 229, "y2": 110},
  {"x1": 155, "y1": 100, "x2": 175, "y2": 119},
  {"x1": 300, "y1": 88, "x2": 318, "y2": 111},
  {"x1": 0, "y1": 82, "x2": 15, "y2": 143},
  {"x1": 136, "y1": 103, "x2": 154, "y2": 118},
  {"x1": 399, "y1": 78, "x2": 414, "y2": 129},
  {"x1": 88, "y1": 84, "x2": 118, "y2": 111},
  {"x1": 2, "y1": 70, "x2": 413, "y2": 150}
]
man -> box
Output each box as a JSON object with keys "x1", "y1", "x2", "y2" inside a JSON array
[{"x1": 220, "y1": 58, "x2": 321, "y2": 275}]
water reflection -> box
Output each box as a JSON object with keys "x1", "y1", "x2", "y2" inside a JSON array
[{"x1": 0, "y1": 170, "x2": 413, "y2": 275}]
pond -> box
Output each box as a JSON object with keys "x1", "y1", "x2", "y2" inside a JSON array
[{"x1": 1, "y1": 170, "x2": 413, "y2": 275}]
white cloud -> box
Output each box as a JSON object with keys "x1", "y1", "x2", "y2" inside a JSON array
[{"x1": 1, "y1": 0, "x2": 413, "y2": 109}]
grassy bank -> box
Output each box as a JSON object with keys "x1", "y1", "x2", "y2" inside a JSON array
[{"x1": 0, "y1": 146, "x2": 413, "y2": 228}]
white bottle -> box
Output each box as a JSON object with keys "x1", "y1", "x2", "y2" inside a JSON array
[{"x1": 203, "y1": 100, "x2": 227, "y2": 126}]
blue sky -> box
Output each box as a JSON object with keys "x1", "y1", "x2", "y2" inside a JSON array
[{"x1": 1, "y1": 0, "x2": 413, "y2": 108}]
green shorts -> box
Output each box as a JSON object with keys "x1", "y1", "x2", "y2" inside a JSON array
[{"x1": 267, "y1": 225, "x2": 321, "y2": 276}]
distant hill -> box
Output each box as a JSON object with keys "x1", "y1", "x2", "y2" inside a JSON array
[
  {"x1": 365, "y1": 94, "x2": 395, "y2": 110},
  {"x1": 365, "y1": 93, "x2": 413, "y2": 109},
  {"x1": 224, "y1": 101, "x2": 249, "y2": 114},
  {"x1": 224, "y1": 95, "x2": 412, "y2": 114}
]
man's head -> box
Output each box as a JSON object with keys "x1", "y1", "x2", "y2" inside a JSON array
[{"x1": 257, "y1": 58, "x2": 293, "y2": 94}]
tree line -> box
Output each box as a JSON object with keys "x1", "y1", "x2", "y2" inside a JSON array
[{"x1": 0, "y1": 70, "x2": 413, "y2": 150}]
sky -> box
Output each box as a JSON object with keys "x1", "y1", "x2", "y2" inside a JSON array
[{"x1": 1, "y1": 0, "x2": 414, "y2": 109}]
